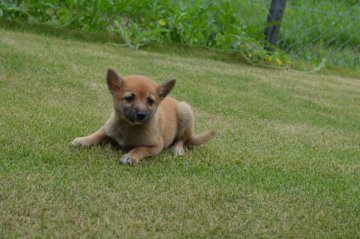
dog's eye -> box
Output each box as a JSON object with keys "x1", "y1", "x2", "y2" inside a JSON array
[
  {"x1": 147, "y1": 97, "x2": 155, "y2": 106},
  {"x1": 124, "y1": 94, "x2": 135, "y2": 102}
]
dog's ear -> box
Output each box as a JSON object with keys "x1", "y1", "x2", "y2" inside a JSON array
[
  {"x1": 107, "y1": 69, "x2": 124, "y2": 94},
  {"x1": 158, "y1": 79, "x2": 176, "y2": 100}
]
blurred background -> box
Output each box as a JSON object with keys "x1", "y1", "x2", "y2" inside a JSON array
[{"x1": 1, "y1": 0, "x2": 359, "y2": 71}]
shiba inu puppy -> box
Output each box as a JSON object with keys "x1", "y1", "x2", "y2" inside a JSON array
[{"x1": 72, "y1": 69, "x2": 215, "y2": 165}]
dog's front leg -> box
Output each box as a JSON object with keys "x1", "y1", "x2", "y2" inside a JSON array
[
  {"x1": 72, "y1": 127, "x2": 107, "y2": 147},
  {"x1": 121, "y1": 145, "x2": 163, "y2": 165}
]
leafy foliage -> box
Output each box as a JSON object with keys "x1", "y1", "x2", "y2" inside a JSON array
[{"x1": 1, "y1": 0, "x2": 358, "y2": 69}]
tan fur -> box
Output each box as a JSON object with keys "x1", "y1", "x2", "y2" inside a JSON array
[{"x1": 72, "y1": 69, "x2": 215, "y2": 165}]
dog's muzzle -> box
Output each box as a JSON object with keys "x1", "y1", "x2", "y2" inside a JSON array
[
  {"x1": 124, "y1": 108, "x2": 150, "y2": 124},
  {"x1": 135, "y1": 111, "x2": 147, "y2": 121}
]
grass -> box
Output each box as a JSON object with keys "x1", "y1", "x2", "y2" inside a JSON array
[{"x1": 0, "y1": 26, "x2": 360, "y2": 238}]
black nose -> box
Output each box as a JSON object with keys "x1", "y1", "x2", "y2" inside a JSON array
[{"x1": 136, "y1": 111, "x2": 147, "y2": 121}]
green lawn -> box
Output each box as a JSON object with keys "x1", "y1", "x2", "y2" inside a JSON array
[{"x1": 0, "y1": 26, "x2": 359, "y2": 238}]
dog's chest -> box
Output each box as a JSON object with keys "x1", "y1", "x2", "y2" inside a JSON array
[
  {"x1": 108, "y1": 126, "x2": 127, "y2": 146},
  {"x1": 104, "y1": 121, "x2": 154, "y2": 147}
]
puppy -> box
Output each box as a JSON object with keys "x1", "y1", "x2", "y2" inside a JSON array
[{"x1": 72, "y1": 69, "x2": 215, "y2": 165}]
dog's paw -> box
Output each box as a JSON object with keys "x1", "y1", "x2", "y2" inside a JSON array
[
  {"x1": 71, "y1": 137, "x2": 89, "y2": 147},
  {"x1": 174, "y1": 146, "x2": 185, "y2": 156},
  {"x1": 120, "y1": 154, "x2": 139, "y2": 165}
]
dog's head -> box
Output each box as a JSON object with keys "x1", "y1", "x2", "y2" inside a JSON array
[{"x1": 106, "y1": 69, "x2": 176, "y2": 125}]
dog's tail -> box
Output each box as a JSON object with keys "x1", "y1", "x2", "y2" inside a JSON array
[{"x1": 187, "y1": 130, "x2": 215, "y2": 145}]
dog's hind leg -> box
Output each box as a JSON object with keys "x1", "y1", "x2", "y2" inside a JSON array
[
  {"x1": 174, "y1": 102, "x2": 215, "y2": 153},
  {"x1": 173, "y1": 102, "x2": 194, "y2": 156},
  {"x1": 72, "y1": 127, "x2": 107, "y2": 147},
  {"x1": 173, "y1": 140, "x2": 185, "y2": 156}
]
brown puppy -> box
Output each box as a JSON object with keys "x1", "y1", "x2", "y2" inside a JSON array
[{"x1": 72, "y1": 69, "x2": 215, "y2": 165}]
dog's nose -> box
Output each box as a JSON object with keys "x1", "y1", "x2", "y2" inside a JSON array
[{"x1": 135, "y1": 111, "x2": 147, "y2": 121}]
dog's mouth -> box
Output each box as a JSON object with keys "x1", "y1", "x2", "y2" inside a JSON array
[
  {"x1": 129, "y1": 120, "x2": 146, "y2": 125},
  {"x1": 129, "y1": 117, "x2": 148, "y2": 125}
]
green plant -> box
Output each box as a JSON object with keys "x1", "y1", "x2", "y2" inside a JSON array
[{"x1": 0, "y1": 0, "x2": 358, "y2": 70}]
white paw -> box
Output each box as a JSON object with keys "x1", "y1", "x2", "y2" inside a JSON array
[
  {"x1": 174, "y1": 147, "x2": 185, "y2": 156},
  {"x1": 120, "y1": 155, "x2": 139, "y2": 165},
  {"x1": 71, "y1": 137, "x2": 89, "y2": 147}
]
